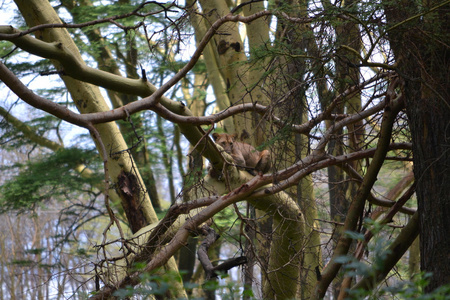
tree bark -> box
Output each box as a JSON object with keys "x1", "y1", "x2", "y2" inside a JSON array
[
  {"x1": 332, "y1": 1, "x2": 363, "y2": 295},
  {"x1": 60, "y1": 0, "x2": 163, "y2": 211},
  {"x1": 13, "y1": 0, "x2": 159, "y2": 229},
  {"x1": 383, "y1": 0, "x2": 450, "y2": 291},
  {"x1": 12, "y1": 1, "x2": 186, "y2": 297}
]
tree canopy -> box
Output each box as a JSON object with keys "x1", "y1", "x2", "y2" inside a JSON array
[{"x1": 0, "y1": 0, "x2": 449, "y2": 299}]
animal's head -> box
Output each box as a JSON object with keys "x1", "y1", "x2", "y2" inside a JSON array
[{"x1": 212, "y1": 133, "x2": 237, "y2": 154}]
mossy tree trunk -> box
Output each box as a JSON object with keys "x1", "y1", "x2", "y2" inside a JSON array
[
  {"x1": 60, "y1": 0, "x2": 162, "y2": 211},
  {"x1": 13, "y1": 0, "x2": 186, "y2": 297},
  {"x1": 190, "y1": 1, "x2": 309, "y2": 298}
]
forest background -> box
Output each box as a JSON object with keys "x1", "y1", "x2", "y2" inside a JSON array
[{"x1": 0, "y1": 0, "x2": 449, "y2": 299}]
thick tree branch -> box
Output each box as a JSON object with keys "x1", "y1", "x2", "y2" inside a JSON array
[
  {"x1": 90, "y1": 162, "x2": 305, "y2": 299},
  {"x1": 249, "y1": 142, "x2": 411, "y2": 199},
  {"x1": 0, "y1": 62, "x2": 92, "y2": 128}
]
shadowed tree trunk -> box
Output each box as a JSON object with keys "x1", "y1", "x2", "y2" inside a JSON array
[
  {"x1": 332, "y1": 0, "x2": 363, "y2": 295},
  {"x1": 383, "y1": 0, "x2": 450, "y2": 291}
]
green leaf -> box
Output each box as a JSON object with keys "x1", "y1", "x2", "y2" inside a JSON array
[
  {"x1": 344, "y1": 230, "x2": 365, "y2": 241},
  {"x1": 0, "y1": 148, "x2": 102, "y2": 212},
  {"x1": 25, "y1": 247, "x2": 46, "y2": 255}
]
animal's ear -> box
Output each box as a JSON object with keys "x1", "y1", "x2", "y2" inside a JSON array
[
  {"x1": 212, "y1": 133, "x2": 220, "y2": 141},
  {"x1": 231, "y1": 133, "x2": 238, "y2": 140}
]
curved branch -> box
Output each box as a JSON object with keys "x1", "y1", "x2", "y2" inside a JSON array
[
  {"x1": 1, "y1": 59, "x2": 410, "y2": 191},
  {"x1": 0, "y1": 62, "x2": 92, "y2": 128},
  {"x1": 0, "y1": 2, "x2": 176, "y2": 40},
  {"x1": 0, "y1": 105, "x2": 63, "y2": 151},
  {"x1": 197, "y1": 225, "x2": 247, "y2": 280},
  {"x1": 0, "y1": 62, "x2": 387, "y2": 134}
]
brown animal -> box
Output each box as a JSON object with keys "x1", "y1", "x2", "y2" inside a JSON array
[{"x1": 212, "y1": 133, "x2": 271, "y2": 174}]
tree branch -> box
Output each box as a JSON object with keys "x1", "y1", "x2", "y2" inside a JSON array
[
  {"x1": 313, "y1": 94, "x2": 405, "y2": 299},
  {"x1": 197, "y1": 225, "x2": 247, "y2": 280},
  {"x1": 0, "y1": 105, "x2": 63, "y2": 151},
  {"x1": 351, "y1": 211, "x2": 419, "y2": 292}
]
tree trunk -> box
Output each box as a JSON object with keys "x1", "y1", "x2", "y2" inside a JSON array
[
  {"x1": 272, "y1": 1, "x2": 322, "y2": 297},
  {"x1": 384, "y1": 0, "x2": 450, "y2": 291},
  {"x1": 13, "y1": 1, "x2": 187, "y2": 297},
  {"x1": 14, "y1": 0, "x2": 159, "y2": 229},
  {"x1": 332, "y1": 1, "x2": 363, "y2": 295},
  {"x1": 60, "y1": 0, "x2": 162, "y2": 211},
  {"x1": 187, "y1": 0, "x2": 234, "y2": 132},
  {"x1": 409, "y1": 237, "x2": 420, "y2": 279},
  {"x1": 408, "y1": 87, "x2": 450, "y2": 291}
]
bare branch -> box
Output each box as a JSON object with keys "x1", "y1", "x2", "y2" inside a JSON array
[
  {"x1": 313, "y1": 94, "x2": 405, "y2": 299},
  {"x1": 0, "y1": 2, "x2": 178, "y2": 40}
]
